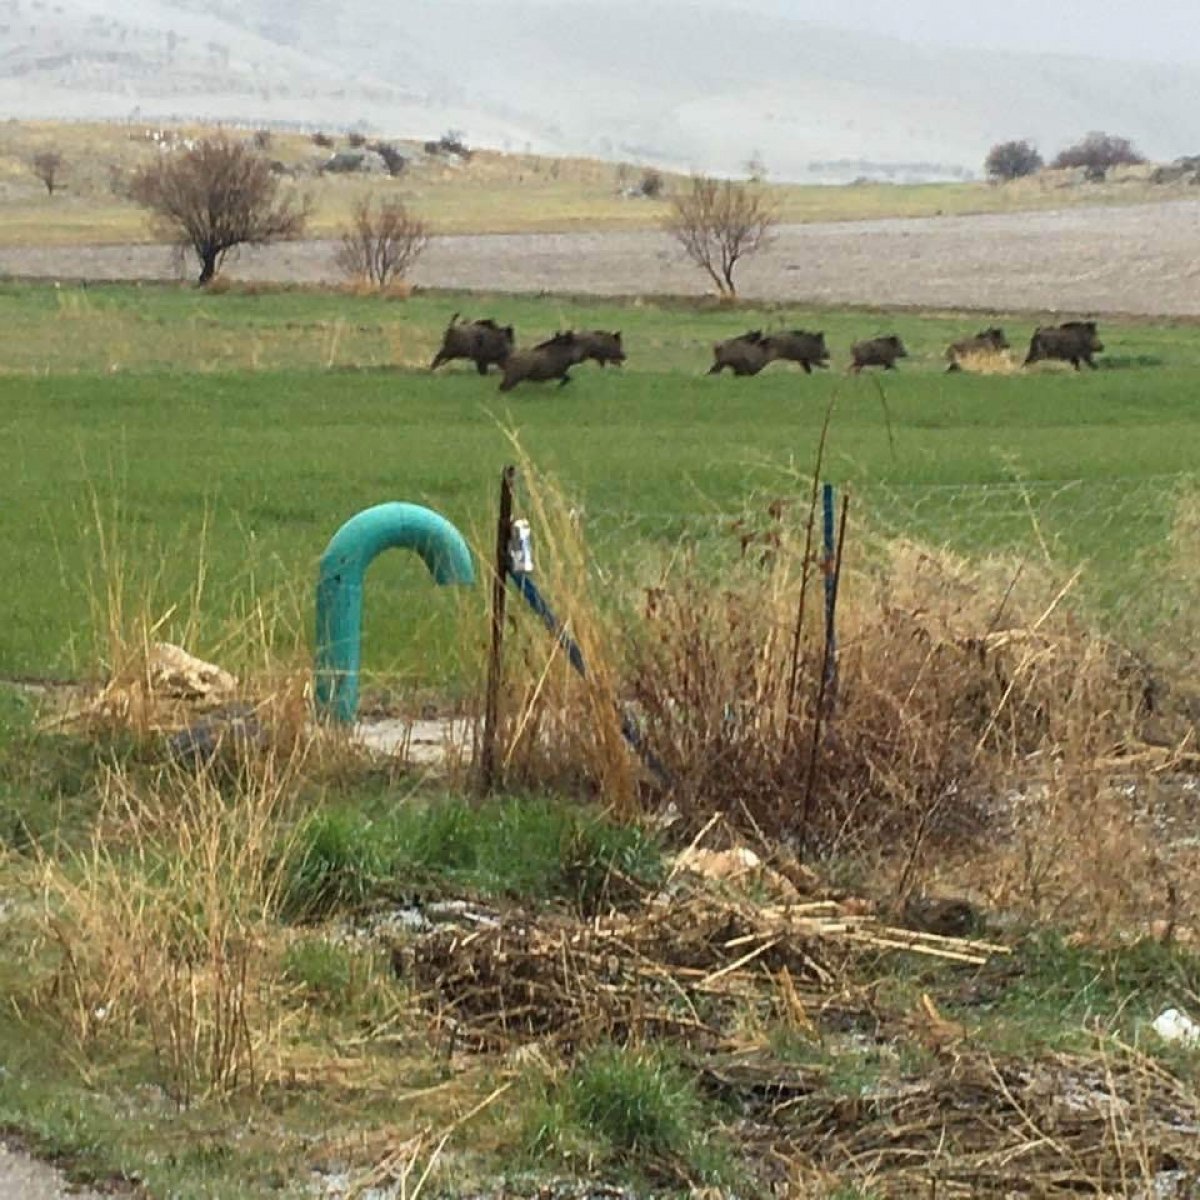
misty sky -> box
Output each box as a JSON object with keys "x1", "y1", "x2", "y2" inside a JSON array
[{"x1": 620, "y1": 0, "x2": 1200, "y2": 64}]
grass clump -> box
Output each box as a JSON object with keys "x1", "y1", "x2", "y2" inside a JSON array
[
  {"x1": 280, "y1": 937, "x2": 356, "y2": 1009},
  {"x1": 279, "y1": 807, "x2": 389, "y2": 922},
  {"x1": 526, "y1": 1044, "x2": 732, "y2": 1186},
  {"x1": 0, "y1": 686, "x2": 136, "y2": 852},
  {"x1": 279, "y1": 795, "x2": 663, "y2": 922}
]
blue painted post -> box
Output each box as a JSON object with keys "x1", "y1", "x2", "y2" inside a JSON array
[
  {"x1": 822, "y1": 483, "x2": 839, "y2": 709},
  {"x1": 314, "y1": 503, "x2": 475, "y2": 724}
]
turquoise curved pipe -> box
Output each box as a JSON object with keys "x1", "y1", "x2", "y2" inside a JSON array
[{"x1": 314, "y1": 502, "x2": 475, "y2": 723}]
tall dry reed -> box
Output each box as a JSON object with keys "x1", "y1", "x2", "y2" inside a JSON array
[{"x1": 36, "y1": 747, "x2": 306, "y2": 1105}]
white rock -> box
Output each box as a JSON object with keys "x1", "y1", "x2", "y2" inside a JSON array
[{"x1": 1151, "y1": 1007, "x2": 1200, "y2": 1046}]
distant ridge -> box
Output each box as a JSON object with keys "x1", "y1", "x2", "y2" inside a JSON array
[{"x1": 2, "y1": 0, "x2": 1199, "y2": 182}]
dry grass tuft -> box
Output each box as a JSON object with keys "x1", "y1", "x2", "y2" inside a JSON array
[
  {"x1": 34, "y1": 748, "x2": 306, "y2": 1104},
  {"x1": 951, "y1": 347, "x2": 1021, "y2": 374}
]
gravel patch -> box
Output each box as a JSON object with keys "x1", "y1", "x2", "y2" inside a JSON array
[
  {"x1": 2, "y1": 201, "x2": 1200, "y2": 315},
  {"x1": 0, "y1": 1140, "x2": 110, "y2": 1200}
]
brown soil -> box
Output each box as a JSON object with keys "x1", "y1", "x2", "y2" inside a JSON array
[{"x1": 2, "y1": 200, "x2": 1199, "y2": 315}]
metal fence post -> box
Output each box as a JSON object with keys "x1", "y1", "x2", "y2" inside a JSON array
[{"x1": 479, "y1": 465, "x2": 515, "y2": 796}]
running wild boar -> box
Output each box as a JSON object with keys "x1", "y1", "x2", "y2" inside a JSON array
[
  {"x1": 762, "y1": 329, "x2": 829, "y2": 373},
  {"x1": 850, "y1": 335, "x2": 908, "y2": 373},
  {"x1": 430, "y1": 313, "x2": 515, "y2": 375},
  {"x1": 498, "y1": 331, "x2": 587, "y2": 392},
  {"x1": 708, "y1": 330, "x2": 776, "y2": 377},
  {"x1": 574, "y1": 329, "x2": 626, "y2": 367},
  {"x1": 1024, "y1": 321, "x2": 1104, "y2": 370}
]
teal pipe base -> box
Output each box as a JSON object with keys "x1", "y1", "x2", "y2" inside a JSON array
[{"x1": 314, "y1": 502, "x2": 474, "y2": 724}]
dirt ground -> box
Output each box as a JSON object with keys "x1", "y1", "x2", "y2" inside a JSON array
[
  {"x1": 0, "y1": 1140, "x2": 107, "y2": 1200},
  {"x1": 2, "y1": 199, "x2": 1199, "y2": 315}
]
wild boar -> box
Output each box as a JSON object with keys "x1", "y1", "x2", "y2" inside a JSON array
[
  {"x1": 575, "y1": 329, "x2": 626, "y2": 367},
  {"x1": 850, "y1": 335, "x2": 908, "y2": 373},
  {"x1": 946, "y1": 327, "x2": 1009, "y2": 372},
  {"x1": 498, "y1": 331, "x2": 586, "y2": 392},
  {"x1": 430, "y1": 313, "x2": 515, "y2": 375},
  {"x1": 708, "y1": 330, "x2": 776, "y2": 377},
  {"x1": 762, "y1": 329, "x2": 829, "y2": 374},
  {"x1": 1024, "y1": 321, "x2": 1104, "y2": 370}
]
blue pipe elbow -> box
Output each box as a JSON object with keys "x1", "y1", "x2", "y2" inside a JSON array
[{"x1": 314, "y1": 503, "x2": 475, "y2": 724}]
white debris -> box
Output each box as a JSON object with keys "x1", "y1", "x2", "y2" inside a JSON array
[{"x1": 1151, "y1": 1007, "x2": 1200, "y2": 1046}]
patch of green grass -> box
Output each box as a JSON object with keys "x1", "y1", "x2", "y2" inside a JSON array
[
  {"x1": 962, "y1": 934, "x2": 1200, "y2": 1053},
  {"x1": 0, "y1": 1011, "x2": 310, "y2": 1197},
  {"x1": 870, "y1": 933, "x2": 1200, "y2": 1058},
  {"x1": 281, "y1": 937, "x2": 357, "y2": 1009},
  {"x1": 0, "y1": 687, "x2": 135, "y2": 852},
  {"x1": 525, "y1": 1043, "x2": 733, "y2": 1186},
  {"x1": 280, "y1": 807, "x2": 392, "y2": 921},
  {"x1": 280, "y1": 794, "x2": 663, "y2": 921}
]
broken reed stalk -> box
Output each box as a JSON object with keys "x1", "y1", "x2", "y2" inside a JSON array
[
  {"x1": 785, "y1": 395, "x2": 836, "y2": 747},
  {"x1": 800, "y1": 489, "x2": 850, "y2": 851}
]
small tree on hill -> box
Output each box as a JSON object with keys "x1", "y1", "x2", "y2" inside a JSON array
[
  {"x1": 638, "y1": 168, "x2": 664, "y2": 198},
  {"x1": 334, "y1": 197, "x2": 429, "y2": 289},
  {"x1": 32, "y1": 150, "x2": 64, "y2": 195},
  {"x1": 129, "y1": 135, "x2": 309, "y2": 285},
  {"x1": 985, "y1": 139, "x2": 1043, "y2": 182},
  {"x1": 1052, "y1": 132, "x2": 1145, "y2": 176},
  {"x1": 664, "y1": 175, "x2": 777, "y2": 299}
]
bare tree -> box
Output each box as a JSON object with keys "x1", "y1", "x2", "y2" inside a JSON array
[
  {"x1": 334, "y1": 197, "x2": 429, "y2": 289},
  {"x1": 1052, "y1": 131, "x2": 1145, "y2": 178},
  {"x1": 32, "y1": 150, "x2": 64, "y2": 195},
  {"x1": 985, "y1": 139, "x2": 1043, "y2": 182},
  {"x1": 128, "y1": 134, "x2": 308, "y2": 285},
  {"x1": 664, "y1": 175, "x2": 777, "y2": 299}
]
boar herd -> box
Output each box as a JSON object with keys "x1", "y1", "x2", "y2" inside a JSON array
[
  {"x1": 430, "y1": 313, "x2": 626, "y2": 391},
  {"x1": 429, "y1": 311, "x2": 1106, "y2": 390}
]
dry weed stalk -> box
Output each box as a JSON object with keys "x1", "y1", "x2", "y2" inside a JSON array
[
  {"x1": 493, "y1": 449, "x2": 636, "y2": 814},
  {"x1": 36, "y1": 747, "x2": 307, "y2": 1104}
]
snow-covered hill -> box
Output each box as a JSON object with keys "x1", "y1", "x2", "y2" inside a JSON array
[{"x1": 2, "y1": 0, "x2": 1198, "y2": 182}]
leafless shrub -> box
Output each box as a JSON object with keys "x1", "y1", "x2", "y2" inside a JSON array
[
  {"x1": 252, "y1": 128, "x2": 272, "y2": 151},
  {"x1": 1053, "y1": 131, "x2": 1145, "y2": 178},
  {"x1": 985, "y1": 139, "x2": 1043, "y2": 182},
  {"x1": 638, "y1": 169, "x2": 664, "y2": 198},
  {"x1": 664, "y1": 175, "x2": 777, "y2": 299},
  {"x1": 129, "y1": 134, "x2": 309, "y2": 285},
  {"x1": 347, "y1": 130, "x2": 367, "y2": 148},
  {"x1": 32, "y1": 149, "x2": 64, "y2": 195},
  {"x1": 311, "y1": 131, "x2": 334, "y2": 148},
  {"x1": 334, "y1": 197, "x2": 429, "y2": 289}
]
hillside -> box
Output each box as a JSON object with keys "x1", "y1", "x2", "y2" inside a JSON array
[{"x1": 2, "y1": 0, "x2": 1199, "y2": 181}]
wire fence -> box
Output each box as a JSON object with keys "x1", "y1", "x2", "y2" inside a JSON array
[{"x1": 570, "y1": 472, "x2": 1198, "y2": 660}]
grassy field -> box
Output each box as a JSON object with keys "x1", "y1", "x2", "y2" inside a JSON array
[
  {"x1": 0, "y1": 119, "x2": 1191, "y2": 244},
  {"x1": 1, "y1": 282, "x2": 1197, "y2": 692}
]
